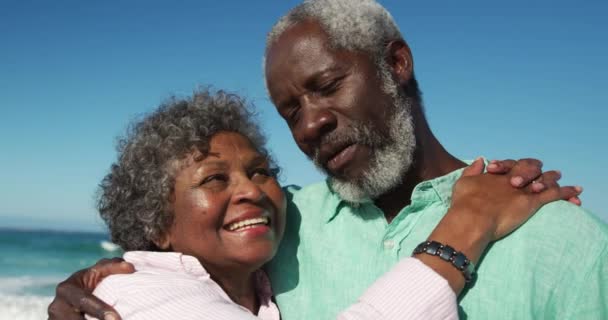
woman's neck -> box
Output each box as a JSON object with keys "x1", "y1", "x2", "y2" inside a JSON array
[{"x1": 206, "y1": 265, "x2": 260, "y2": 314}]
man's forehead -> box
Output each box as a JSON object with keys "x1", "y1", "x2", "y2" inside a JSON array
[
  {"x1": 266, "y1": 21, "x2": 331, "y2": 69},
  {"x1": 265, "y1": 21, "x2": 343, "y2": 89}
]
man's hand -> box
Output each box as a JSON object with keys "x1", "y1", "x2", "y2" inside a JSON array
[{"x1": 48, "y1": 258, "x2": 134, "y2": 320}]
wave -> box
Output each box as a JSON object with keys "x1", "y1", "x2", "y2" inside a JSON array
[
  {"x1": 0, "y1": 276, "x2": 63, "y2": 296},
  {"x1": 100, "y1": 240, "x2": 120, "y2": 252},
  {"x1": 0, "y1": 294, "x2": 53, "y2": 320}
]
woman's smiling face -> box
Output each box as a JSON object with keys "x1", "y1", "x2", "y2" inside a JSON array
[{"x1": 164, "y1": 131, "x2": 286, "y2": 273}]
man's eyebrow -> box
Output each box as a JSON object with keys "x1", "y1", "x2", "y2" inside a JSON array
[{"x1": 305, "y1": 66, "x2": 344, "y2": 88}]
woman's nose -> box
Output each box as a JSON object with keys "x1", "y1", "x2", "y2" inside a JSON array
[{"x1": 232, "y1": 178, "x2": 266, "y2": 204}]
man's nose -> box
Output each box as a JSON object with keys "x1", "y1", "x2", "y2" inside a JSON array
[{"x1": 298, "y1": 96, "x2": 337, "y2": 145}]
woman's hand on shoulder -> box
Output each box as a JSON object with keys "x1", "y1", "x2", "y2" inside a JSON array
[{"x1": 451, "y1": 157, "x2": 582, "y2": 241}]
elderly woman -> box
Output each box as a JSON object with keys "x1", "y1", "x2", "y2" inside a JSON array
[{"x1": 74, "y1": 89, "x2": 578, "y2": 320}]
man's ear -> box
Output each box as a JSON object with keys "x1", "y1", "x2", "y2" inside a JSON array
[{"x1": 385, "y1": 40, "x2": 414, "y2": 86}]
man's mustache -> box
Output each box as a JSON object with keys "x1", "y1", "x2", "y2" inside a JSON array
[{"x1": 311, "y1": 122, "x2": 384, "y2": 167}]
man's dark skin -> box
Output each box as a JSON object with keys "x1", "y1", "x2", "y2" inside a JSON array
[
  {"x1": 264, "y1": 20, "x2": 568, "y2": 221},
  {"x1": 47, "y1": 18, "x2": 582, "y2": 320}
]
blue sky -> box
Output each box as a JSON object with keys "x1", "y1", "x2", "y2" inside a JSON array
[{"x1": 1, "y1": 0, "x2": 606, "y2": 232}]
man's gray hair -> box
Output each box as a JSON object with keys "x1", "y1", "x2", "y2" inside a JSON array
[
  {"x1": 265, "y1": 0, "x2": 421, "y2": 103},
  {"x1": 97, "y1": 89, "x2": 275, "y2": 251},
  {"x1": 267, "y1": 0, "x2": 401, "y2": 65}
]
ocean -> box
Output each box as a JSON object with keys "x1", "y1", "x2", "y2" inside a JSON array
[{"x1": 0, "y1": 228, "x2": 121, "y2": 320}]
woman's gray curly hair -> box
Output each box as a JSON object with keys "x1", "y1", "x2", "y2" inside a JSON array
[{"x1": 97, "y1": 89, "x2": 275, "y2": 251}]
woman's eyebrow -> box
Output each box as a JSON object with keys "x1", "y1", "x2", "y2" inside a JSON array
[
  {"x1": 194, "y1": 160, "x2": 229, "y2": 175},
  {"x1": 246, "y1": 155, "x2": 269, "y2": 168}
]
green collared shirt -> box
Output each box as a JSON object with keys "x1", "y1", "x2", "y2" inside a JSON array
[{"x1": 266, "y1": 167, "x2": 608, "y2": 319}]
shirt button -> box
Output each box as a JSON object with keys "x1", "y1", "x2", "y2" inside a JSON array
[{"x1": 383, "y1": 239, "x2": 395, "y2": 249}]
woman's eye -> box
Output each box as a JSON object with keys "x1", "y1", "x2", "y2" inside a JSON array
[
  {"x1": 251, "y1": 167, "x2": 280, "y2": 182},
  {"x1": 252, "y1": 168, "x2": 271, "y2": 177},
  {"x1": 200, "y1": 174, "x2": 228, "y2": 186}
]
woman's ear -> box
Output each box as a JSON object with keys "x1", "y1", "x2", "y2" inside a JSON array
[
  {"x1": 154, "y1": 233, "x2": 172, "y2": 251},
  {"x1": 385, "y1": 40, "x2": 414, "y2": 86}
]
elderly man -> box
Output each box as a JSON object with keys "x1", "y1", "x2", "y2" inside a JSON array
[
  {"x1": 262, "y1": 0, "x2": 606, "y2": 319},
  {"x1": 49, "y1": 1, "x2": 606, "y2": 319}
]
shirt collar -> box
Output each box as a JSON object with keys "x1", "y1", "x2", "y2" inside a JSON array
[
  {"x1": 125, "y1": 251, "x2": 276, "y2": 312},
  {"x1": 322, "y1": 163, "x2": 471, "y2": 223},
  {"x1": 323, "y1": 179, "x2": 373, "y2": 223},
  {"x1": 426, "y1": 165, "x2": 468, "y2": 205},
  {"x1": 124, "y1": 251, "x2": 211, "y2": 278}
]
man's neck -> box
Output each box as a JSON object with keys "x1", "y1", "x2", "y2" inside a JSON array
[{"x1": 374, "y1": 120, "x2": 466, "y2": 222}]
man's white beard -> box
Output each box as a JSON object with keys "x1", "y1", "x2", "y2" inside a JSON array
[{"x1": 327, "y1": 95, "x2": 416, "y2": 203}]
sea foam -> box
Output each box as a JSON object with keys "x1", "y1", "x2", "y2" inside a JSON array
[
  {"x1": 0, "y1": 276, "x2": 61, "y2": 320},
  {"x1": 0, "y1": 276, "x2": 63, "y2": 295},
  {"x1": 0, "y1": 294, "x2": 52, "y2": 320}
]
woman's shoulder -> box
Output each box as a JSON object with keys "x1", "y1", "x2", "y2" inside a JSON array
[
  {"x1": 95, "y1": 251, "x2": 217, "y2": 297},
  {"x1": 93, "y1": 274, "x2": 260, "y2": 320},
  {"x1": 92, "y1": 252, "x2": 239, "y2": 318}
]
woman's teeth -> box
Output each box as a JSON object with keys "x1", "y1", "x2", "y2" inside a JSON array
[{"x1": 226, "y1": 217, "x2": 269, "y2": 231}]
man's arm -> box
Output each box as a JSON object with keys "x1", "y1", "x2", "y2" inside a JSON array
[{"x1": 48, "y1": 258, "x2": 133, "y2": 320}]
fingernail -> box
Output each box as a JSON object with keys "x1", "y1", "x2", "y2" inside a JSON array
[
  {"x1": 555, "y1": 170, "x2": 562, "y2": 179},
  {"x1": 511, "y1": 176, "x2": 524, "y2": 186},
  {"x1": 575, "y1": 186, "x2": 583, "y2": 193},
  {"x1": 532, "y1": 182, "x2": 545, "y2": 192},
  {"x1": 104, "y1": 312, "x2": 119, "y2": 320},
  {"x1": 487, "y1": 163, "x2": 498, "y2": 169},
  {"x1": 489, "y1": 159, "x2": 498, "y2": 164}
]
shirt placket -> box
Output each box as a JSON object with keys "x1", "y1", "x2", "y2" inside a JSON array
[{"x1": 386, "y1": 183, "x2": 442, "y2": 260}]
